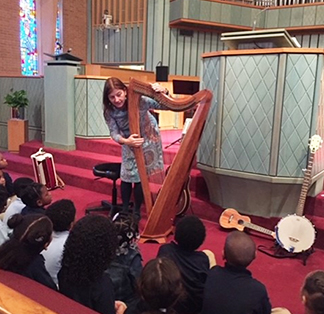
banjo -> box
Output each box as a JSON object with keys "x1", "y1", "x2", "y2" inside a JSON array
[
  {"x1": 275, "y1": 134, "x2": 322, "y2": 253},
  {"x1": 219, "y1": 134, "x2": 322, "y2": 253}
]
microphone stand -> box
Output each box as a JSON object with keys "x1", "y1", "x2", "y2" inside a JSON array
[{"x1": 252, "y1": 6, "x2": 270, "y2": 31}]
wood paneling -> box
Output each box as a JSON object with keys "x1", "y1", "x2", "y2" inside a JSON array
[
  {"x1": 0, "y1": 283, "x2": 56, "y2": 314},
  {"x1": 7, "y1": 119, "x2": 28, "y2": 152},
  {"x1": 92, "y1": 0, "x2": 145, "y2": 26},
  {"x1": 92, "y1": 0, "x2": 147, "y2": 64}
]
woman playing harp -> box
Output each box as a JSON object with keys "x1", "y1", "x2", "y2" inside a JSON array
[{"x1": 103, "y1": 77, "x2": 169, "y2": 221}]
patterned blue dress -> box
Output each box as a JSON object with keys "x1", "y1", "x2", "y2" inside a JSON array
[{"x1": 104, "y1": 96, "x2": 165, "y2": 183}]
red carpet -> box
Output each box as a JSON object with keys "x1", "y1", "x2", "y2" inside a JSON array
[{"x1": 2, "y1": 131, "x2": 324, "y2": 314}]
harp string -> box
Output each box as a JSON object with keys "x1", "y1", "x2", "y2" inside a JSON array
[
  {"x1": 141, "y1": 93, "x2": 212, "y2": 241},
  {"x1": 127, "y1": 78, "x2": 212, "y2": 220}
]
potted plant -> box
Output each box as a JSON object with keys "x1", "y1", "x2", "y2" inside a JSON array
[
  {"x1": 4, "y1": 88, "x2": 29, "y2": 119},
  {"x1": 3, "y1": 88, "x2": 29, "y2": 152}
]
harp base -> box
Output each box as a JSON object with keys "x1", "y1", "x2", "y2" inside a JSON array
[{"x1": 139, "y1": 226, "x2": 174, "y2": 244}]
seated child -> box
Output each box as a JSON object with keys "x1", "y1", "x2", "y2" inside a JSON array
[
  {"x1": 20, "y1": 182, "x2": 52, "y2": 215},
  {"x1": 202, "y1": 230, "x2": 273, "y2": 314},
  {"x1": 301, "y1": 270, "x2": 324, "y2": 314},
  {"x1": 137, "y1": 257, "x2": 184, "y2": 314},
  {"x1": 3, "y1": 177, "x2": 34, "y2": 224},
  {"x1": 0, "y1": 186, "x2": 10, "y2": 245},
  {"x1": 0, "y1": 169, "x2": 6, "y2": 188},
  {"x1": 0, "y1": 213, "x2": 56, "y2": 290},
  {"x1": 0, "y1": 185, "x2": 9, "y2": 213},
  {"x1": 0, "y1": 153, "x2": 14, "y2": 196},
  {"x1": 105, "y1": 212, "x2": 143, "y2": 313},
  {"x1": 157, "y1": 215, "x2": 215, "y2": 314},
  {"x1": 42, "y1": 199, "x2": 76, "y2": 286},
  {"x1": 58, "y1": 214, "x2": 126, "y2": 314},
  {"x1": 0, "y1": 175, "x2": 9, "y2": 220}
]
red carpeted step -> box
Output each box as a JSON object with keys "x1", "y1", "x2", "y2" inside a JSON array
[
  {"x1": 3, "y1": 153, "x2": 34, "y2": 177},
  {"x1": 18, "y1": 141, "x2": 121, "y2": 170},
  {"x1": 75, "y1": 137, "x2": 122, "y2": 156},
  {"x1": 3, "y1": 151, "x2": 117, "y2": 194},
  {"x1": 304, "y1": 193, "x2": 324, "y2": 218},
  {"x1": 75, "y1": 137, "x2": 182, "y2": 164}
]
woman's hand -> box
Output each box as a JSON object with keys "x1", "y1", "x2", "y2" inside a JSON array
[
  {"x1": 151, "y1": 82, "x2": 168, "y2": 94},
  {"x1": 125, "y1": 134, "x2": 144, "y2": 147},
  {"x1": 115, "y1": 301, "x2": 127, "y2": 314}
]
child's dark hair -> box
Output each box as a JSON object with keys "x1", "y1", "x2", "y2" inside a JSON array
[
  {"x1": 13, "y1": 177, "x2": 34, "y2": 198},
  {"x1": 302, "y1": 270, "x2": 324, "y2": 314},
  {"x1": 0, "y1": 185, "x2": 9, "y2": 213},
  {"x1": 174, "y1": 215, "x2": 206, "y2": 251},
  {"x1": 224, "y1": 231, "x2": 256, "y2": 267},
  {"x1": 112, "y1": 212, "x2": 139, "y2": 251},
  {"x1": 45, "y1": 199, "x2": 76, "y2": 232},
  {"x1": 138, "y1": 257, "x2": 183, "y2": 314},
  {"x1": 61, "y1": 215, "x2": 118, "y2": 286},
  {"x1": 0, "y1": 214, "x2": 53, "y2": 273},
  {"x1": 20, "y1": 182, "x2": 45, "y2": 208}
]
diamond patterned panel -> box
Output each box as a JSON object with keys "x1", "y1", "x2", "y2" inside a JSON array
[
  {"x1": 87, "y1": 79, "x2": 110, "y2": 137},
  {"x1": 303, "y1": 6, "x2": 316, "y2": 26},
  {"x1": 316, "y1": 6, "x2": 324, "y2": 25},
  {"x1": 75, "y1": 79, "x2": 88, "y2": 136},
  {"x1": 221, "y1": 55, "x2": 278, "y2": 174},
  {"x1": 198, "y1": 57, "x2": 220, "y2": 167},
  {"x1": 278, "y1": 54, "x2": 318, "y2": 177}
]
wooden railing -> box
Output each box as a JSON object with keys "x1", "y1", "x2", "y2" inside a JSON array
[
  {"x1": 92, "y1": 0, "x2": 146, "y2": 27},
  {"x1": 225, "y1": 0, "x2": 324, "y2": 6}
]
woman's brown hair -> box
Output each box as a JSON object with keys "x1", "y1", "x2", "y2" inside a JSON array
[{"x1": 102, "y1": 77, "x2": 128, "y2": 115}]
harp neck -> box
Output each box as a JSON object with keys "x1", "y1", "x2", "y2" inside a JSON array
[{"x1": 128, "y1": 78, "x2": 208, "y2": 112}]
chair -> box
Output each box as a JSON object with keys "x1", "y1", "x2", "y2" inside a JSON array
[{"x1": 86, "y1": 163, "x2": 123, "y2": 216}]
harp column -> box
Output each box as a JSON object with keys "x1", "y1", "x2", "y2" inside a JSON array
[{"x1": 198, "y1": 47, "x2": 324, "y2": 218}]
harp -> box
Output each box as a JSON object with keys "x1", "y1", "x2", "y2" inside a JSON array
[{"x1": 128, "y1": 78, "x2": 212, "y2": 243}]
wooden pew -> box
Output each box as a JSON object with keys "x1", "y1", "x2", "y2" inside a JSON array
[{"x1": 0, "y1": 270, "x2": 99, "y2": 314}]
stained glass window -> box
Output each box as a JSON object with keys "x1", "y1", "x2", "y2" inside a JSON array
[
  {"x1": 20, "y1": 0, "x2": 38, "y2": 76},
  {"x1": 55, "y1": 6, "x2": 62, "y2": 54}
]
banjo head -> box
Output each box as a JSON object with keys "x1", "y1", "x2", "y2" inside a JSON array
[{"x1": 275, "y1": 215, "x2": 316, "y2": 253}]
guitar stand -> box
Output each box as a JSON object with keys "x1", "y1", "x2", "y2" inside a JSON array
[{"x1": 258, "y1": 243, "x2": 314, "y2": 266}]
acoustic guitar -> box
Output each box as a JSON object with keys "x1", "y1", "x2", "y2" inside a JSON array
[
  {"x1": 219, "y1": 208, "x2": 276, "y2": 238},
  {"x1": 175, "y1": 175, "x2": 191, "y2": 216},
  {"x1": 163, "y1": 166, "x2": 191, "y2": 217}
]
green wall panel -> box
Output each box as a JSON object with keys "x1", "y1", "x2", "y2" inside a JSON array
[
  {"x1": 303, "y1": 6, "x2": 316, "y2": 26},
  {"x1": 230, "y1": 5, "x2": 242, "y2": 26},
  {"x1": 188, "y1": 0, "x2": 200, "y2": 19},
  {"x1": 265, "y1": 9, "x2": 279, "y2": 28},
  {"x1": 290, "y1": 7, "x2": 303, "y2": 26},
  {"x1": 220, "y1": 3, "x2": 231, "y2": 24},
  {"x1": 200, "y1": 0, "x2": 211, "y2": 21},
  {"x1": 316, "y1": 6, "x2": 324, "y2": 24},
  {"x1": 210, "y1": 2, "x2": 222, "y2": 22},
  {"x1": 278, "y1": 8, "x2": 292, "y2": 28}
]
